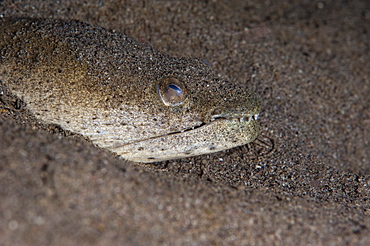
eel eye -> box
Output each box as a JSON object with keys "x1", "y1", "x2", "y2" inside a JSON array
[{"x1": 157, "y1": 77, "x2": 187, "y2": 106}]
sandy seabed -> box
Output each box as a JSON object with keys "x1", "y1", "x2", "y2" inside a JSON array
[{"x1": 0, "y1": 0, "x2": 369, "y2": 245}]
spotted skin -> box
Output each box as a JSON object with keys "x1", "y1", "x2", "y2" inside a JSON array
[{"x1": 0, "y1": 18, "x2": 261, "y2": 162}]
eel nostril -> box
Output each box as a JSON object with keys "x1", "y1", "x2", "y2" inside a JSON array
[{"x1": 211, "y1": 107, "x2": 223, "y2": 116}]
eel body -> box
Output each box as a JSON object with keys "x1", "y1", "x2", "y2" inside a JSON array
[{"x1": 0, "y1": 18, "x2": 261, "y2": 163}]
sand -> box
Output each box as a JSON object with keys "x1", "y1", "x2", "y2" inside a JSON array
[{"x1": 0, "y1": 0, "x2": 369, "y2": 245}]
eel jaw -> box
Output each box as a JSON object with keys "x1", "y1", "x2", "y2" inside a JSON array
[
  {"x1": 111, "y1": 112, "x2": 260, "y2": 162},
  {"x1": 161, "y1": 113, "x2": 260, "y2": 135},
  {"x1": 210, "y1": 113, "x2": 259, "y2": 123},
  {"x1": 111, "y1": 113, "x2": 260, "y2": 148}
]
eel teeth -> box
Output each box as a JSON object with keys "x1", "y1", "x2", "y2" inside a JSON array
[
  {"x1": 212, "y1": 114, "x2": 260, "y2": 123},
  {"x1": 239, "y1": 114, "x2": 259, "y2": 122}
]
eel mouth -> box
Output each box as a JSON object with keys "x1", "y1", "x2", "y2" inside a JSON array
[
  {"x1": 110, "y1": 112, "x2": 260, "y2": 162},
  {"x1": 210, "y1": 113, "x2": 259, "y2": 123},
  {"x1": 174, "y1": 113, "x2": 260, "y2": 134},
  {"x1": 113, "y1": 113, "x2": 260, "y2": 148}
]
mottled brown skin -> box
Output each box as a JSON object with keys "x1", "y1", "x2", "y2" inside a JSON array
[{"x1": 0, "y1": 18, "x2": 261, "y2": 162}]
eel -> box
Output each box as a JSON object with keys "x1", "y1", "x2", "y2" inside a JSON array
[{"x1": 0, "y1": 18, "x2": 261, "y2": 163}]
